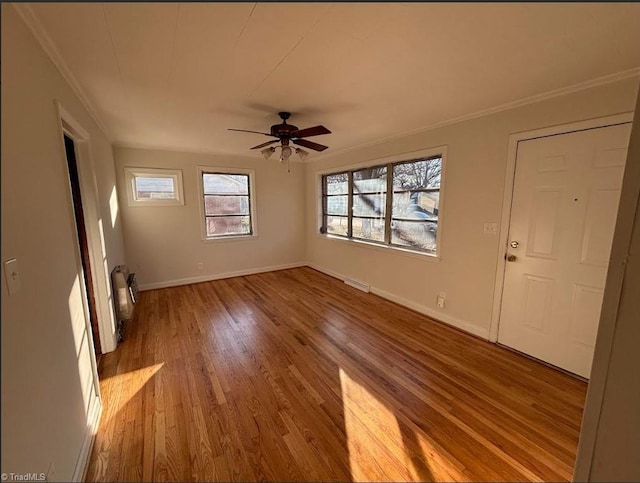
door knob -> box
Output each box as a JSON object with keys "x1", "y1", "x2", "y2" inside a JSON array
[
  {"x1": 507, "y1": 254, "x2": 517, "y2": 262},
  {"x1": 510, "y1": 241, "x2": 519, "y2": 248}
]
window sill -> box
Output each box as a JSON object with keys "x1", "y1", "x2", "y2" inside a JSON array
[
  {"x1": 128, "y1": 199, "x2": 184, "y2": 207},
  {"x1": 316, "y1": 234, "x2": 441, "y2": 262},
  {"x1": 201, "y1": 234, "x2": 258, "y2": 244}
]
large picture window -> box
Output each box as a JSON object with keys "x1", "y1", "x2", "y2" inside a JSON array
[
  {"x1": 322, "y1": 154, "x2": 443, "y2": 255},
  {"x1": 199, "y1": 168, "x2": 255, "y2": 240}
]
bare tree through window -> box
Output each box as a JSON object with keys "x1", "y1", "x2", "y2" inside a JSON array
[{"x1": 393, "y1": 158, "x2": 441, "y2": 191}]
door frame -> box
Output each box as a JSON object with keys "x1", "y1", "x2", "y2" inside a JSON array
[
  {"x1": 63, "y1": 132, "x2": 103, "y2": 356},
  {"x1": 55, "y1": 101, "x2": 118, "y2": 355},
  {"x1": 488, "y1": 112, "x2": 634, "y2": 343},
  {"x1": 54, "y1": 101, "x2": 104, "y2": 391},
  {"x1": 55, "y1": 102, "x2": 114, "y2": 480}
]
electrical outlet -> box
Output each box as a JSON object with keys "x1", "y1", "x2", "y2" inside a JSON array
[
  {"x1": 197, "y1": 262, "x2": 204, "y2": 271},
  {"x1": 436, "y1": 293, "x2": 446, "y2": 309},
  {"x1": 3, "y1": 258, "x2": 21, "y2": 296}
]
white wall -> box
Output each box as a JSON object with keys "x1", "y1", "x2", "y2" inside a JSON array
[
  {"x1": 2, "y1": 2, "x2": 638, "y2": 479},
  {"x1": 305, "y1": 78, "x2": 639, "y2": 338},
  {"x1": 1, "y1": 5, "x2": 126, "y2": 481},
  {"x1": 114, "y1": 147, "x2": 306, "y2": 289},
  {"x1": 574, "y1": 85, "x2": 640, "y2": 482}
]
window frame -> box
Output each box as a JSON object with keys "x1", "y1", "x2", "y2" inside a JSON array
[
  {"x1": 197, "y1": 166, "x2": 257, "y2": 242},
  {"x1": 389, "y1": 157, "x2": 441, "y2": 251},
  {"x1": 319, "y1": 146, "x2": 447, "y2": 258},
  {"x1": 124, "y1": 167, "x2": 184, "y2": 207},
  {"x1": 322, "y1": 171, "x2": 350, "y2": 239}
]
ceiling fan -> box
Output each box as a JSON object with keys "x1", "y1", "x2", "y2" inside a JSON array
[{"x1": 228, "y1": 112, "x2": 331, "y2": 161}]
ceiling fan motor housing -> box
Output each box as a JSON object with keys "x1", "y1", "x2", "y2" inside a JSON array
[
  {"x1": 270, "y1": 123, "x2": 298, "y2": 137},
  {"x1": 271, "y1": 112, "x2": 297, "y2": 138}
]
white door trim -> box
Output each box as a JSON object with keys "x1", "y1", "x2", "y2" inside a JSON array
[
  {"x1": 55, "y1": 100, "x2": 118, "y2": 354},
  {"x1": 54, "y1": 100, "x2": 109, "y2": 393},
  {"x1": 488, "y1": 112, "x2": 634, "y2": 342}
]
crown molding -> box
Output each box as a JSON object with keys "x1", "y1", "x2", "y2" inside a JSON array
[
  {"x1": 12, "y1": 3, "x2": 115, "y2": 143},
  {"x1": 311, "y1": 67, "x2": 640, "y2": 163}
]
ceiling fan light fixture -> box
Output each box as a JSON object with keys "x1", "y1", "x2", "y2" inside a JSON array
[
  {"x1": 261, "y1": 146, "x2": 275, "y2": 159},
  {"x1": 280, "y1": 145, "x2": 292, "y2": 162},
  {"x1": 295, "y1": 148, "x2": 309, "y2": 160}
]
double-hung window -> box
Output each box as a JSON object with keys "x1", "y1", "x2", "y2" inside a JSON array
[
  {"x1": 352, "y1": 166, "x2": 387, "y2": 243},
  {"x1": 198, "y1": 168, "x2": 255, "y2": 240},
  {"x1": 321, "y1": 152, "x2": 443, "y2": 256},
  {"x1": 323, "y1": 172, "x2": 349, "y2": 237},
  {"x1": 390, "y1": 158, "x2": 441, "y2": 251}
]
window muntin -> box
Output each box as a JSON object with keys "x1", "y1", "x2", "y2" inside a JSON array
[
  {"x1": 321, "y1": 155, "x2": 443, "y2": 255},
  {"x1": 201, "y1": 172, "x2": 253, "y2": 238},
  {"x1": 124, "y1": 167, "x2": 184, "y2": 206}
]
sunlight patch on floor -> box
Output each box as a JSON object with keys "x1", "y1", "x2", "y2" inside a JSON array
[
  {"x1": 340, "y1": 367, "x2": 433, "y2": 482},
  {"x1": 101, "y1": 362, "x2": 164, "y2": 423}
]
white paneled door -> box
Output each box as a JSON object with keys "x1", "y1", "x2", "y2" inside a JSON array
[{"x1": 498, "y1": 123, "x2": 631, "y2": 378}]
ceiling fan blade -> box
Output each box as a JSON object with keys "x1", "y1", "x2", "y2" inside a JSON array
[
  {"x1": 228, "y1": 128, "x2": 274, "y2": 137},
  {"x1": 250, "y1": 140, "x2": 279, "y2": 150},
  {"x1": 291, "y1": 125, "x2": 331, "y2": 138},
  {"x1": 293, "y1": 138, "x2": 329, "y2": 152}
]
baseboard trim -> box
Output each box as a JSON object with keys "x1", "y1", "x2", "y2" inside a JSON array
[
  {"x1": 309, "y1": 263, "x2": 490, "y2": 340},
  {"x1": 370, "y1": 286, "x2": 490, "y2": 340},
  {"x1": 307, "y1": 263, "x2": 347, "y2": 282},
  {"x1": 72, "y1": 395, "x2": 102, "y2": 482},
  {"x1": 138, "y1": 262, "x2": 307, "y2": 291}
]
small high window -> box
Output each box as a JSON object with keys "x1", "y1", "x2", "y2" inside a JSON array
[{"x1": 124, "y1": 167, "x2": 184, "y2": 206}]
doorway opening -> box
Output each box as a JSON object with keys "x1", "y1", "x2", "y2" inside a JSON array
[{"x1": 63, "y1": 133, "x2": 102, "y2": 358}]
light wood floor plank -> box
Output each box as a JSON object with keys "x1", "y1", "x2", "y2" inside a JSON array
[{"x1": 87, "y1": 267, "x2": 587, "y2": 482}]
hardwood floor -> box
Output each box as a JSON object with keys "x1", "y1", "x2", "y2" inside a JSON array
[{"x1": 86, "y1": 267, "x2": 587, "y2": 482}]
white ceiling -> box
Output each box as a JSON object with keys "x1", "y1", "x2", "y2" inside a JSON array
[{"x1": 24, "y1": 2, "x2": 640, "y2": 159}]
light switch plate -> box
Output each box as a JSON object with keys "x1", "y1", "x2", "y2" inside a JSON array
[
  {"x1": 483, "y1": 223, "x2": 498, "y2": 235},
  {"x1": 4, "y1": 258, "x2": 21, "y2": 296}
]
